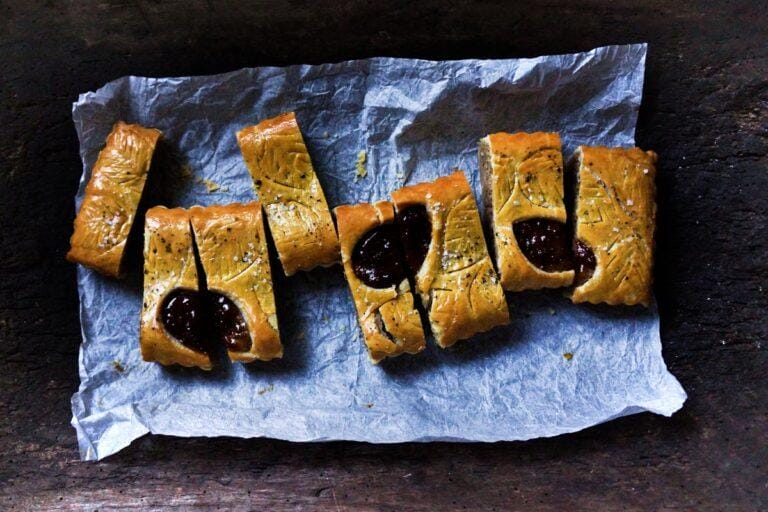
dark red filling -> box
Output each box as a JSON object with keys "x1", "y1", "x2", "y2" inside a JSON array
[
  {"x1": 352, "y1": 224, "x2": 407, "y2": 289},
  {"x1": 160, "y1": 289, "x2": 251, "y2": 354},
  {"x1": 210, "y1": 292, "x2": 251, "y2": 352},
  {"x1": 513, "y1": 218, "x2": 572, "y2": 272},
  {"x1": 396, "y1": 205, "x2": 431, "y2": 274},
  {"x1": 573, "y1": 239, "x2": 596, "y2": 286},
  {"x1": 160, "y1": 289, "x2": 208, "y2": 353}
]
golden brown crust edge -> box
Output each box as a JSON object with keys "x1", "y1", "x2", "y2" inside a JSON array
[
  {"x1": 391, "y1": 171, "x2": 509, "y2": 348},
  {"x1": 190, "y1": 202, "x2": 283, "y2": 363},
  {"x1": 334, "y1": 201, "x2": 426, "y2": 363},
  {"x1": 236, "y1": 112, "x2": 340, "y2": 276},
  {"x1": 571, "y1": 146, "x2": 657, "y2": 306},
  {"x1": 479, "y1": 132, "x2": 575, "y2": 291},
  {"x1": 67, "y1": 121, "x2": 162, "y2": 278},
  {"x1": 139, "y1": 206, "x2": 212, "y2": 370}
]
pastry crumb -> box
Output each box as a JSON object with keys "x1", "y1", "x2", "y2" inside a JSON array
[
  {"x1": 364, "y1": 402, "x2": 374, "y2": 408},
  {"x1": 323, "y1": 131, "x2": 330, "y2": 139},
  {"x1": 563, "y1": 352, "x2": 574, "y2": 361},
  {"x1": 112, "y1": 360, "x2": 125, "y2": 373},
  {"x1": 258, "y1": 384, "x2": 274, "y2": 395},
  {"x1": 548, "y1": 307, "x2": 556, "y2": 315},
  {"x1": 355, "y1": 150, "x2": 367, "y2": 179},
  {"x1": 296, "y1": 331, "x2": 306, "y2": 340}
]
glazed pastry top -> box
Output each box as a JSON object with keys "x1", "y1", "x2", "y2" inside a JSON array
[
  {"x1": 571, "y1": 146, "x2": 657, "y2": 306},
  {"x1": 479, "y1": 132, "x2": 574, "y2": 291},
  {"x1": 391, "y1": 171, "x2": 509, "y2": 347},
  {"x1": 236, "y1": 112, "x2": 340, "y2": 276},
  {"x1": 67, "y1": 121, "x2": 162, "y2": 277},
  {"x1": 190, "y1": 202, "x2": 282, "y2": 362},
  {"x1": 335, "y1": 201, "x2": 426, "y2": 362}
]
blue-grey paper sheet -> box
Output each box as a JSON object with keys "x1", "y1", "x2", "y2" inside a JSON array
[{"x1": 71, "y1": 44, "x2": 686, "y2": 461}]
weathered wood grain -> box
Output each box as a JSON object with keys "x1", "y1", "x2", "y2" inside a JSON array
[{"x1": 1, "y1": 0, "x2": 766, "y2": 510}]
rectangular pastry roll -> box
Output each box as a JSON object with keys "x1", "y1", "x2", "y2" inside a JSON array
[
  {"x1": 334, "y1": 201, "x2": 426, "y2": 363},
  {"x1": 190, "y1": 202, "x2": 282, "y2": 362},
  {"x1": 391, "y1": 171, "x2": 509, "y2": 348},
  {"x1": 236, "y1": 112, "x2": 340, "y2": 276},
  {"x1": 571, "y1": 146, "x2": 657, "y2": 306},
  {"x1": 478, "y1": 132, "x2": 574, "y2": 291},
  {"x1": 140, "y1": 206, "x2": 212, "y2": 370},
  {"x1": 68, "y1": 122, "x2": 162, "y2": 277}
]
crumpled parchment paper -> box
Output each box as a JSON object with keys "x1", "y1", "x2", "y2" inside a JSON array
[{"x1": 70, "y1": 43, "x2": 686, "y2": 461}]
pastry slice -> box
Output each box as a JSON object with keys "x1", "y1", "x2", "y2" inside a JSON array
[
  {"x1": 479, "y1": 132, "x2": 574, "y2": 291},
  {"x1": 391, "y1": 171, "x2": 509, "y2": 348},
  {"x1": 570, "y1": 146, "x2": 657, "y2": 306},
  {"x1": 67, "y1": 121, "x2": 162, "y2": 277},
  {"x1": 140, "y1": 206, "x2": 211, "y2": 370},
  {"x1": 190, "y1": 202, "x2": 282, "y2": 362},
  {"x1": 236, "y1": 112, "x2": 340, "y2": 276},
  {"x1": 335, "y1": 201, "x2": 426, "y2": 363}
]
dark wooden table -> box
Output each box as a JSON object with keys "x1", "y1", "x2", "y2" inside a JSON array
[{"x1": 1, "y1": 1, "x2": 766, "y2": 510}]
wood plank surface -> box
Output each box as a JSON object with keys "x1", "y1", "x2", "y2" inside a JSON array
[{"x1": 0, "y1": 1, "x2": 766, "y2": 510}]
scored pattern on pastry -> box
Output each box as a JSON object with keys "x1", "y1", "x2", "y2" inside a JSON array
[
  {"x1": 391, "y1": 171, "x2": 509, "y2": 348},
  {"x1": 190, "y1": 202, "x2": 282, "y2": 363},
  {"x1": 335, "y1": 201, "x2": 426, "y2": 363},
  {"x1": 140, "y1": 206, "x2": 212, "y2": 370},
  {"x1": 571, "y1": 146, "x2": 657, "y2": 306},
  {"x1": 236, "y1": 112, "x2": 340, "y2": 276},
  {"x1": 479, "y1": 132, "x2": 575, "y2": 291},
  {"x1": 67, "y1": 121, "x2": 162, "y2": 277}
]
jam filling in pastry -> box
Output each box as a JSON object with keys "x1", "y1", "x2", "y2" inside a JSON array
[
  {"x1": 67, "y1": 121, "x2": 162, "y2": 278},
  {"x1": 335, "y1": 201, "x2": 426, "y2": 363},
  {"x1": 478, "y1": 132, "x2": 574, "y2": 291},
  {"x1": 236, "y1": 112, "x2": 340, "y2": 276},
  {"x1": 140, "y1": 206, "x2": 212, "y2": 370},
  {"x1": 570, "y1": 146, "x2": 657, "y2": 306},
  {"x1": 190, "y1": 202, "x2": 282, "y2": 363},
  {"x1": 391, "y1": 171, "x2": 509, "y2": 348}
]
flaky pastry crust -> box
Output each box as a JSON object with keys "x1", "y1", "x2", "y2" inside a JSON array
[
  {"x1": 236, "y1": 112, "x2": 339, "y2": 276},
  {"x1": 335, "y1": 201, "x2": 426, "y2": 363},
  {"x1": 67, "y1": 122, "x2": 162, "y2": 277},
  {"x1": 479, "y1": 132, "x2": 575, "y2": 291},
  {"x1": 190, "y1": 202, "x2": 282, "y2": 362},
  {"x1": 571, "y1": 146, "x2": 657, "y2": 306},
  {"x1": 140, "y1": 207, "x2": 212, "y2": 370},
  {"x1": 391, "y1": 171, "x2": 509, "y2": 348}
]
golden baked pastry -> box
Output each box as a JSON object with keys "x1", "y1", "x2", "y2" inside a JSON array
[
  {"x1": 334, "y1": 201, "x2": 426, "y2": 363},
  {"x1": 479, "y1": 132, "x2": 574, "y2": 291},
  {"x1": 140, "y1": 206, "x2": 212, "y2": 370},
  {"x1": 190, "y1": 202, "x2": 282, "y2": 362},
  {"x1": 391, "y1": 171, "x2": 509, "y2": 348},
  {"x1": 236, "y1": 112, "x2": 340, "y2": 276},
  {"x1": 67, "y1": 121, "x2": 162, "y2": 277},
  {"x1": 570, "y1": 146, "x2": 657, "y2": 306}
]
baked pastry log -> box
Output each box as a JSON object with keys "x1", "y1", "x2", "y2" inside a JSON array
[
  {"x1": 570, "y1": 146, "x2": 657, "y2": 306},
  {"x1": 140, "y1": 206, "x2": 212, "y2": 370},
  {"x1": 236, "y1": 112, "x2": 340, "y2": 276},
  {"x1": 190, "y1": 202, "x2": 282, "y2": 362},
  {"x1": 478, "y1": 132, "x2": 575, "y2": 291},
  {"x1": 67, "y1": 121, "x2": 162, "y2": 277},
  {"x1": 391, "y1": 171, "x2": 509, "y2": 348},
  {"x1": 334, "y1": 201, "x2": 426, "y2": 363}
]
